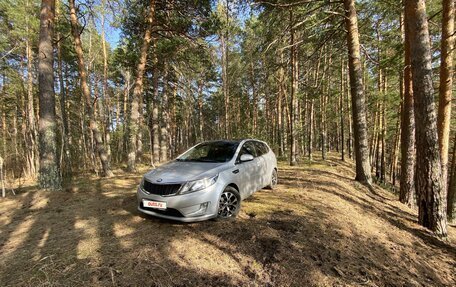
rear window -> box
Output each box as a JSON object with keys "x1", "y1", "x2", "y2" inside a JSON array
[{"x1": 254, "y1": 142, "x2": 269, "y2": 156}]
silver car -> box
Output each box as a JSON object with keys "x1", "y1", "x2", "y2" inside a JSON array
[{"x1": 137, "y1": 139, "x2": 278, "y2": 222}]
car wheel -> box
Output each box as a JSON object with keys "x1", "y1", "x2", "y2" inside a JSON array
[
  {"x1": 217, "y1": 186, "x2": 241, "y2": 220},
  {"x1": 267, "y1": 169, "x2": 278, "y2": 190}
]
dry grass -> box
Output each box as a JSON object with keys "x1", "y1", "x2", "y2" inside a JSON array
[{"x1": 0, "y1": 154, "x2": 455, "y2": 287}]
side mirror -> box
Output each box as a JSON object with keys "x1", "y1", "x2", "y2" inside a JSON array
[{"x1": 240, "y1": 154, "x2": 254, "y2": 162}]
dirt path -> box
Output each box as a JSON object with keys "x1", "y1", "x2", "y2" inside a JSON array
[{"x1": 0, "y1": 156, "x2": 455, "y2": 286}]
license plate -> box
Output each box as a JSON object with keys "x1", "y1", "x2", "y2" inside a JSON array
[{"x1": 143, "y1": 199, "x2": 167, "y2": 210}]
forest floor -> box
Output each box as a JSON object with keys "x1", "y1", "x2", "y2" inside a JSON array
[{"x1": 0, "y1": 154, "x2": 455, "y2": 287}]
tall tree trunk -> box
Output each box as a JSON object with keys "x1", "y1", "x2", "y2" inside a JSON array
[
  {"x1": 278, "y1": 52, "x2": 285, "y2": 157},
  {"x1": 69, "y1": 0, "x2": 113, "y2": 177},
  {"x1": 26, "y1": 39, "x2": 37, "y2": 177},
  {"x1": 57, "y1": 29, "x2": 71, "y2": 176},
  {"x1": 25, "y1": 3, "x2": 38, "y2": 178},
  {"x1": 437, "y1": 0, "x2": 455, "y2": 206},
  {"x1": 197, "y1": 79, "x2": 204, "y2": 141},
  {"x1": 390, "y1": 108, "x2": 401, "y2": 186},
  {"x1": 371, "y1": 102, "x2": 380, "y2": 170},
  {"x1": 0, "y1": 156, "x2": 4, "y2": 198},
  {"x1": 340, "y1": 58, "x2": 345, "y2": 161},
  {"x1": 151, "y1": 39, "x2": 160, "y2": 164},
  {"x1": 1, "y1": 72, "x2": 6, "y2": 160},
  {"x1": 343, "y1": 0, "x2": 372, "y2": 184},
  {"x1": 250, "y1": 61, "x2": 258, "y2": 134},
  {"x1": 405, "y1": 0, "x2": 447, "y2": 237},
  {"x1": 101, "y1": 0, "x2": 112, "y2": 169},
  {"x1": 160, "y1": 65, "x2": 169, "y2": 163},
  {"x1": 308, "y1": 99, "x2": 314, "y2": 161},
  {"x1": 400, "y1": 8, "x2": 416, "y2": 207},
  {"x1": 122, "y1": 70, "x2": 131, "y2": 158},
  {"x1": 448, "y1": 134, "x2": 456, "y2": 222},
  {"x1": 38, "y1": 0, "x2": 61, "y2": 190},
  {"x1": 380, "y1": 76, "x2": 387, "y2": 183},
  {"x1": 126, "y1": 0, "x2": 156, "y2": 171},
  {"x1": 346, "y1": 67, "x2": 353, "y2": 159},
  {"x1": 289, "y1": 9, "x2": 298, "y2": 166},
  {"x1": 221, "y1": 6, "x2": 229, "y2": 139}
]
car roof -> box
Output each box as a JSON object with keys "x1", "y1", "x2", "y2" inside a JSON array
[{"x1": 202, "y1": 139, "x2": 265, "y2": 145}]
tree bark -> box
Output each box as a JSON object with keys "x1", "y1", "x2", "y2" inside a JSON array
[
  {"x1": 437, "y1": 0, "x2": 455, "y2": 203},
  {"x1": 343, "y1": 0, "x2": 372, "y2": 184},
  {"x1": 38, "y1": 0, "x2": 62, "y2": 190},
  {"x1": 69, "y1": 0, "x2": 113, "y2": 177},
  {"x1": 400, "y1": 9, "x2": 416, "y2": 207},
  {"x1": 405, "y1": 0, "x2": 447, "y2": 237},
  {"x1": 127, "y1": 0, "x2": 156, "y2": 171}
]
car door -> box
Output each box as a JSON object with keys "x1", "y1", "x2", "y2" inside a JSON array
[
  {"x1": 235, "y1": 141, "x2": 261, "y2": 198},
  {"x1": 253, "y1": 141, "x2": 269, "y2": 188}
]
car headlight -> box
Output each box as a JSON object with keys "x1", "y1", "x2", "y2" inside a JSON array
[{"x1": 179, "y1": 174, "x2": 219, "y2": 195}]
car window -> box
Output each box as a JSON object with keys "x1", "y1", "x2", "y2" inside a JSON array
[
  {"x1": 254, "y1": 141, "x2": 268, "y2": 156},
  {"x1": 262, "y1": 142, "x2": 269, "y2": 154},
  {"x1": 236, "y1": 141, "x2": 257, "y2": 163}
]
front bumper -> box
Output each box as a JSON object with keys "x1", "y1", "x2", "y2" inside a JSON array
[{"x1": 136, "y1": 182, "x2": 222, "y2": 222}]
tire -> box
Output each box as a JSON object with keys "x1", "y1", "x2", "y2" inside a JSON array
[
  {"x1": 266, "y1": 168, "x2": 278, "y2": 190},
  {"x1": 216, "y1": 186, "x2": 241, "y2": 220}
]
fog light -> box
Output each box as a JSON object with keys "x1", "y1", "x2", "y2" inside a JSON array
[{"x1": 200, "y1": 202, "x2": 209, "y2": 212}]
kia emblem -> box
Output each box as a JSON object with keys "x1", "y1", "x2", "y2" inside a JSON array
[{"x1": 156, "y1": 178, "x2": 163, "y2": 182}]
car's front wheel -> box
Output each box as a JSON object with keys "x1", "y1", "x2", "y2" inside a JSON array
[{"x1": 217, "y1": 186, "x2": 240, "y2": 220}]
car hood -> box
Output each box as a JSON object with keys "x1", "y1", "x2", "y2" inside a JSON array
[{"x1": 144, "y1": 161, "x2": 228, "y2": 183}]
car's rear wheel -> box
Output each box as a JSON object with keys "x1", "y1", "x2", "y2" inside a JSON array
[
  {"x1": 267, "y1": 168, "x2": 278, "y2": 190},
  {"x1": 217, "y1": 187, "x2": 240, "y2": 219}
]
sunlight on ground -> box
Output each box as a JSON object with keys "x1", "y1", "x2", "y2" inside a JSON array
[
  {"x1": 113, "y1": 222, "x2": 135, "y2": 249},
  {"x1": 168, "y1": 236, "x2": 257, "y2": 284},
  {"x1": 75, "y1": 217, "x2": 101, "y2": 261}
]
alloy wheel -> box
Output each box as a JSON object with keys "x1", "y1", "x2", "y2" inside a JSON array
[{"x1": 218, "y1": 190, "x2": 239, "y2": 218}]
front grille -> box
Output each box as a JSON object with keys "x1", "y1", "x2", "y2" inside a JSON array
[
  {"x1": 142, "y1": 180, "x2": 181, "y2": 196},
  {"x1": 140, "y1": 203, "x2": 184, "y2": 217}
]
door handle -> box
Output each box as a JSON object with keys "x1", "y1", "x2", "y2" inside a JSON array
[{"x1": 232, "y1": 169, "x2": 239, "y2": 174}]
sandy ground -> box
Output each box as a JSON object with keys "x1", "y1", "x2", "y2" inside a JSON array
[{"x1": 0, "y1": 155, "x2": 455, "y2": 287}]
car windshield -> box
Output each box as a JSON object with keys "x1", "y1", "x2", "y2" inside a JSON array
[{"x1": 177, "y1": 141, "x2": 239, "y2": 163}]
